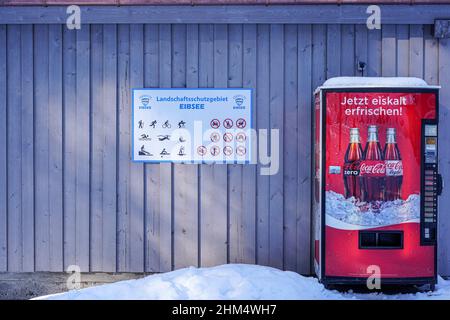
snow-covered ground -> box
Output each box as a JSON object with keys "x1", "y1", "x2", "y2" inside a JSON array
[{"x1": 35, "y1": 264, "x2": 450, "y2": 300}]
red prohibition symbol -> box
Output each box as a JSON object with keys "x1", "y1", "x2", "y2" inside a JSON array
[
  {"x1": 210, "y1": 132, "x2": 221, "y2": 142},
  {"x1": 223, "y1": 132, "x2": 233, "y2": 142},
  {"x1": 236, "y1": 118, "x2": 246, "y2": 129},
  {"x1": 210, "y1": 145, "x2": 220, "y2": 156},
  {"x1": 223, "y1": 118, "x2": 233, "y2": 129},
  {"x1": 197, "y1": 145, "x2": 207, "y2": 156},
  {"x1": 210, "y1": 119, "x2": 220, "y2": 129},
  {"x1": 236, "y1": 146, "x2": 246, "y2": 156},
  {"x1": 236, "y1": 132, "x2": 246, "y2": 143},
  {"x1": 223, "y1": 146, "x2": 233, "y2": 156}
]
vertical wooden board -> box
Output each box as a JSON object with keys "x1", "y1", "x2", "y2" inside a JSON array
[
  {"x1": 34, "y1": 24, "x2": 50, "y2": 271},
  {"x1": 90, "y1": 24, "x2": 104, "y2": 272},
  {"x1": 424, "y1": 25, "x2": 439, "y2": 85},
  {"x1": 367, "y1": 28, "x2": 382, "y2": 76},
  {"x1": 355, "y1": 24, "x2": 368, "y2": 77},
  {"x1": 228, "y1": 24, "x2": 244, "y2": 264},
  {"x1": 297, "y1": 24, "x2": 312, "y2": 275},
  {"x1": 0, "y1": 25, "x2": 6, "y2": 271},
  {"x1": 48, "y1": 24, "x2": 63, "y2": 271},
  {"x1": 269, "y1": 24, "x2": 284, "y2": 269},
  {"x1": 7, "y1": 25, "x2": 22, "y2": 272},
  {"x1": 75, "y1": 26, "x2": 90, "y2": 271},
  {"x1": 199, "y1": 24, "x2": 228, "y2": 267},
  {"x1": 158, "y1": 24, "x2": 173, "y2": 272},
  {"x1": 173, "y1": 24, "x2": 199, "y2": 269},
  {"x1": 117, "y1": 24, "x2": 130, "y2": 272},
  {"x1": 381, "y1": 25, "x2": 397, "y2": 77},
  {"x1": 409, "y1": 25, "x2": 424, "y2": 78},
  {"x1": 143, "y1": 24, "x2": 161, "y2": 272},
  {"x1": 312, "y1": 25, "x2": 326, "y2": 93},
  {"x1": 102, "y1": 24, "x2": 117, "y2": 272},
  {"x1": 256, "y1": 24, "x2": 270, "y2": 266},
  {"x1": 129, "y1": 24, "x2": 144, "y2": 272},
  {"x1": 326, "y1": 24, "x2": 341, "y2": 79},
  {"x1": 438, "y1": 37, "x2": 450, "y2": 276},
  {"x1": 241, "y1": 24, "x2": 257, "y2": 265},
  {"x1": 20, "y1": 25, "x2": 34, "y2": 272},
  {"x1": 341, "y1": 25, "x2": 355, "y2": 76},
  {"x1": 198, "y1": 24, "x2": 214, "y2": 267},
  {"x1": 396, "y1": 25, "x2": 409, "y2": 77},
  {"x1": 283, "y1": 24, "x2": 298, "y2": 272},
  {"x1": 63, "y1": 27, "x2": 77, "y2": 269}
]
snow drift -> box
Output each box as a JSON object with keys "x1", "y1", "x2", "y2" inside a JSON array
[{"x1": 36, "y1": 264, "x2": 450, "y2": 300}]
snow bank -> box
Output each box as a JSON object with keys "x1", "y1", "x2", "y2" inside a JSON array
[
  {"x1": 36, "y1": 264, "x2": 450, "y2": 300},
  {"x1": 326, "y1": 191, "x2": 419, "y2": 228},
  {"x1": 319, "y1": 77, "x2": 435, "y2": 89}
]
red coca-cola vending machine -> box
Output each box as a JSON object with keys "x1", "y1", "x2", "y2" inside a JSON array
[{"x1": 313, "y1": 77, "x2": 443, "y2": 289}]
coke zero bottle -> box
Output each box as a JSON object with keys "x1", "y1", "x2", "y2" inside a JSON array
[
  {"x1": 384, "y1": 128, "x2": 403, "y2": 201},
  {"x1": 361, "y1": 125, "x2": 385, "y2": 202},
  {"x1": 343, "y1": 128, "x2": 363, "y2": 200}
]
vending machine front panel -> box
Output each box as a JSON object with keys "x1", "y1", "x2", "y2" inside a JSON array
[{"x1": 322, "y1": 88, "x2": 438, "y2": 283}]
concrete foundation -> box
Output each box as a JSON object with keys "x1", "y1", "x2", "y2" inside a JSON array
[{"x1": 0, "y1": 272, "x2": 149, "y2": 300}]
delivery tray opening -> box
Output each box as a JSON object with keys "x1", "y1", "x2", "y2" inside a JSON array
[{"x1": 359, "y1": 231, "x2": 403, "y2": 249}]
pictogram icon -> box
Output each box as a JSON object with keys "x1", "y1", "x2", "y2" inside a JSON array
[
  {"x1": 223, "y1": 146, "x2": 233, "y2": 156},
  {"x1": 236, "y1": 146, "x2": 246, "y2": 156},
  {"x1": 210, "y1": 132, "x2": 221, "y2": 143},
  {"x1": 236, "y1": 118, "x2": 246, "y2": 129},
  {"x1": 197, "y1": 145, "x2": 207, "y2": 156},
  {"x1": 223, "y1": 132, "x2": 233, "y2": 142},
  {"x1": 223, "y1": 118, "x2": 233, "y2": 129},
  {"x1": 210, "y1": 145, "x2": 220, "y2": 156},
  {"x1": 236, "y1": 132, "x2": 246, "y2": 143},
  {"x1": 210, "y1": 119, "x2": 220, "y2": 129}
]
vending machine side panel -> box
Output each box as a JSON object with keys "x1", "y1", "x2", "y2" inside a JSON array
[{"x1": 312, "y1": 91, "x2": 323, "y2": 279}]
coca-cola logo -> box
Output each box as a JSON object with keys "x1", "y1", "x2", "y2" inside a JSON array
[
  {"x1": 359, "y1": 161, "x2": 386, "y2": 177},
  {"x1": 385, "y1": 160, "x2": 403, "y2": 176}
]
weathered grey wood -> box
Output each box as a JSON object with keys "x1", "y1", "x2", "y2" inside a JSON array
[
  {"x1": 102, "y1": 24, "x2": 118, "y2": 272},
  {"x1": 198, "y1": 24, "x2": 214, "y2": 267},
  {"x1": 326, "y1": 24, "x2": 341, "y2": 79},
  {"x1": 438, "y1": 37, "x2": 450, "y2": 276},
  {"x1": 241, "y1": 24, "x2": 257, "y2": 264},
  {"x1": 409, "y1": 25, "x2": 424, "y2": 78},
  {"x1": 397, "y1": 25, "x2": 409, "y2": 76},
  {"x1": 75, "y1": 26, "x2": 91, "y2": 271},
  {"x1": 382, "y1": 25, "x2": 397, "y2": 77},
  {"x1": 7, "y1": 25, "x2": 22, "y2": 272},
  {"x1": 269, "y1": 24, "x2": 284, "y2": 270},
  {"x1": 0, "y1": 22, "x2": 449, "y2": 276},
  {"x1": 355, "y1": 24, "x2": 368, "y2": 77},
  {"x1": 117, "y1": 24, "x2": 130, "y2": 272},
  {"x1": 256, "y1": 24, "x2": 270, "y2": 267},
  {"x1": 143, "y1": 24, "x2": 161, "y2": 273},
  {"x1": 297, "y1": 24, "x2": 312, "y2": 274},
  {"x1": 90, "y1": 24, "x2": 104, "y2": 272},
  {"x1": 228, "y1": 23, "x2": 244, "y2": 264},
  {"x1": 34, "y1": 25, "x2": 50, "y2": 271},
  {"x1": 0, "y1": 5, "x2": 449, "y2": 24},
  {"x1": 158, "y1": 24, "x2": 173, "y2": 272},
  {"x1": 424, "y1": 25, "x2": 439, "y2": 85},
  {"x1": 367, "y1": 28, "x2": 382, "y2": 76},
  {"x1": 62, "y1": 27, "x2": 77, "y2": 270},
  {"x1": 0, "y1": 25, "x2": 6, "y2": 272},
  {"x1": 20, "y1": 25, "x2": 34, "y2": 273},
  {"x1": 48, "y1": 24, "x2": 63, "y2": 272},
  {"x1": 173, "y1": 24, "x2": 199, "y2": 269},
  {"x1": 200, "y1": 24, "x2": 228, "y2": 267},
  {"x1": 341, "y1": 24, "x2": 355, "y2": 76},
  {"x1": 283, "y1": 24, "x2": 298, "y2": 272},
  {"x1": 129, "y1": 24, "x2": 145, "y2": 272}
]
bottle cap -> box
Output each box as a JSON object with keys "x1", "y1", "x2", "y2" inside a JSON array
[
  {"x1": 349, "y1": 128, "x2": 359, "y2": 135},
  {"x1": 368, "y1": 125, "x2": 378, "y2": 133},
  {"x1": 386, "y1": 128, "x2": 396, "y2": 135}
]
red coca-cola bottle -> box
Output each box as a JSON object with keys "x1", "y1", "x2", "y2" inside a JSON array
[
  {"x1": 343, "y1": 128, "x2": 363, "y2": 200},
  {"x1": 361, "y1": 125, "x2": 385, "y2": 202},
  {"x1": 384, "y1": 128, "x2": 403, "y2": 201}
]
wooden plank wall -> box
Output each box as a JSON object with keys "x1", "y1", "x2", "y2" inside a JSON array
[{"x1": 0, "y1": 24, "x2": 449, "y2": 276}]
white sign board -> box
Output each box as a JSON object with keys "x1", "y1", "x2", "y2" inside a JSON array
[{"x1": 132, "y1": 89, "x2": 252, "y2": 163}]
